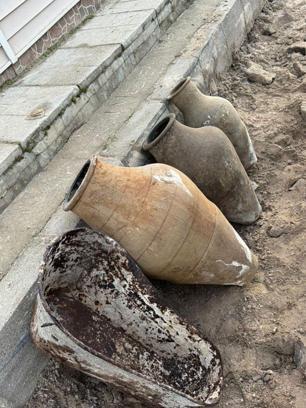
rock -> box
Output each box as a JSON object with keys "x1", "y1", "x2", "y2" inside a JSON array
[
  {"x1": 289, "y1": 178, "x2": 306, "y2": 194},
  {"x1": 245, "y1": 62, "x2": 276, "y2": 85},
  {"x1": 299, "y1": 77, "x2": 306, "y2": 92},
  {"x1": 263, "y1": 370, "x2": 273, "y2": 383},
  {"x1": 273, "y1": 133, "x2": 293, "y2": 147},
  {"x1": 293, "y1": 61, "x2": 306, "y2": 77},
  {"x1": 263, "y1": 142, "x2": 284, "y2": 159},
  {"x1": 294, "y1": 340, "x2": 306, "y2": 377},
  {"x1": 287, "y1": 42, "x2": 306, "y2": 55},
  {"x1": 251, "y1": 181, "x2": 259, "y2": 191},
  {"x1": 301, "y1": 100, "x2": 306, "y2": 121},
  {"x1": 262, "y1": 24, "x2": 276, "y2": 36},
  {"x1": 267, "y1": 225, "x2": 286, "y2": 238}
]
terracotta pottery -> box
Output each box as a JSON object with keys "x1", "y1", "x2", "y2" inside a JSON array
[
  {"x1": 142, "y1": 114, "x2": 262, "y2": 225},
  {"x1": 63, "y1": 157, "x2": 258, "y2": 285},
  {"x1": 168, "y1": 77, "x2": 257, "y2": 169},
  {"x1": 31, "y1": 228, "x2": 223, "y2": 407}
]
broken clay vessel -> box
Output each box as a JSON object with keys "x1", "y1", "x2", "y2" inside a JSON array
[
  {"x1": 63, "y1": 157, "x2": 258, "y2": 285},
  {"x1": 168, "y1": 77, "x2": 257, "y2": 169},
  {"x1": 143, "y1": 114, "x2": 262, "y2": 224},
  {"x1": 31, "y1": 228, "x2": 223, "y2": 407}
]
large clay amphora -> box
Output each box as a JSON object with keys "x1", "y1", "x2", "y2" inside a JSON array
[
  {"x1": 63, "y1": 157, "x2": 258, "y2": 286},
  {"x1": 31, "y1": 229, "x2": 223, "y2": 407},
  {"x1": 143, "y1": 114, "x2": 262, "y2": 225},
  {"x1": 168, "y1": 77, "x2": 257, "y2": 169}
]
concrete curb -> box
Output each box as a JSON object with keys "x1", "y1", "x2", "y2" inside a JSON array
[{"x1": 0, "y1": 0, "x2": 265, "y2": 406}]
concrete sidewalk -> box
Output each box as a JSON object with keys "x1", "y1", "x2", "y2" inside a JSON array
[
  {"x1": 0, "y1": 0, "x2": 187, "y2": 213},
  {"x1": 0, "y1": 0, "x2": 265, "y2": 406}
]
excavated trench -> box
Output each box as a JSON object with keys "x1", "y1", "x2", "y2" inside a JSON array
[{"x1": 28, "y1": 0, "x2": 306, "y2": 407}]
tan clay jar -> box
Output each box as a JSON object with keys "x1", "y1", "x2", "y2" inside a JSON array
[
  {"x1": 143, "y1": 114, "x2": 262, "y2": 225},
  {"x1": 64, "y1": 156, "x2": 258, "y2": 286},
  {"x1": 168, "y1": 77, "x2": 257, "y2": 169}
]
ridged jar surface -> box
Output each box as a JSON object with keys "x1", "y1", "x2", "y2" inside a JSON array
[{"x1": 71, "y1": 159, "x2": 257, "y2": 285}]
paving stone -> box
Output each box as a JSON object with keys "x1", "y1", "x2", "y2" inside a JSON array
[
  {"x1": 62, "y1": 26, "x2": 139, "y2": 49},
  {"x1": 109, "y1": 0, "x2": 168, "y2": 14},
  {"x1": 0, "y1": 144, "x2": 22, "y2": 176},
  {"x1": 83, "y1": 9, "x2": 155, "y2": 29},
  {"x1": 0, "y1": 86, "x2": 78, "y2": 147},
  {"x1": 19, "y1": 45, "x2": 121, "y2": 87}
]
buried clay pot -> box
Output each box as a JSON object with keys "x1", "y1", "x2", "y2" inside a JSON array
[
  {"x1": 63, "y1": 157, "x2": 258, "y2": 286},
  {"x1": 168, "y1": 77, "x2": 257, "y2": 169},
  {"x1": 143, "y1": 114, "x2": 262, "y2": 225},
  {"x1": 31, "y1": 228, "x2": 223, "y2": 407}
]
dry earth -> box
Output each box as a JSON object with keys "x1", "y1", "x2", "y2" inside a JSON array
[{"x1": 28, "y1": 0, "x2": 306, "y2": 407}]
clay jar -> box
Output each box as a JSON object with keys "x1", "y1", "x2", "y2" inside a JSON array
[
  {"x1": 143, "y1": 114, "x2": 262, "y2": 225},
  {"x1": 31, "y1": 229, "x2": 223, "y2": 407},
  {"x1": 168, "y1": 77, "x2": 257, "y2": 169},
  {"x1": 64, "y1": 156, "x2": 258, "y2": 286}
]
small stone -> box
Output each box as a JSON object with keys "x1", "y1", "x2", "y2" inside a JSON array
[
  {"x1": 287, "y1": 42, "x2": 306, "y2": 55},
  {"x1": 267, "y1": 225, "x2": 285, "y2": 238},
  {"x1": 301, "y1": 100, "x2": 306, "y2": 121},
  {"x1": 263, "y1": 370, "x2": 273, "y2": 382},
  {"x1": 264, "y1": 143, "x2": 284, "y2": 159},
  {"x1": 262, "y1": 24, "x2": 276, "y2": 36},
  {"x1": 245, "y1": 62, "x2": 276, "y2": 85},
  {"x1": 251, "y1": 181, "x2": 259, "y2": 191},
  {"x1": 293, "y1": 61, "x2": 306, "y2": 77},
  {"x1": 289, "y1": 178, "x2": 306, "y2": 194},
  {"x1": 253, "y1": 374, "x2": 261, "y2": 382}
]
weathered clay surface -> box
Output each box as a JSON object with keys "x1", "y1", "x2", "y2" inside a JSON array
[
  {"x1": 31, "y1": 228, "x2": 223, "y2": 407},
  {"x1": 143, "y1": 114, "x2": 262, "y2": 224},
  {"x1": 64, "y1": 157, "x2": 258, "y2": 285},
  {"x1": 168, "y1": 77, "x2": 257, "y2": 169}
]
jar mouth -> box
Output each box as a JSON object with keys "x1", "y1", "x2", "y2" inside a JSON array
[
  {"x1": 167, "y1": 77, "x2": 191, "y2": 101},
  {"x1": 63, "y1": 156, "x2": 97, "y2": 211},
  {"x1": 142, "y1": 114, "x2": 176, "y2": 151}
]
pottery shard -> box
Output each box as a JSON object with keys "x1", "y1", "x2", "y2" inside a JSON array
[
  {"x1": 287, "y1": 42, "x2": 306, "y2": 56},
  {"x1": 301, "y1": 100, "x2": 306, "y2": 121},
  {"x1": 245, "y1": 62, "x2": 276, "y2": 85}
]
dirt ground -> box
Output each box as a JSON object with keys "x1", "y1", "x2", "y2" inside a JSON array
[{"x1": 27, "y1": 0, "x2": 306, "y2": 407}]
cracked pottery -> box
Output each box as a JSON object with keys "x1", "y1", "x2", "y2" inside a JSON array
[
  {"x1": 168, "y1": 77, "x2": 257, "y2": 169},
  {"x1": 143, "y1": 114, "x2": 262, "y2": 225},
  {"x1": 63, "y1": 156, "x2": 258, "y2": 286},
  {"x1": 31, "y1": 228, "x2": 223, "y2": 407}
]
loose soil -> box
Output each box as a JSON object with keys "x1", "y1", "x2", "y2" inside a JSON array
[{"x1": 27, "y1": 0, "x2": 306, "y2": 407}]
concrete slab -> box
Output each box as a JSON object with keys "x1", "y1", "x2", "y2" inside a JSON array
[
  {"x1": 62, "y1": 26, "x2": 139, "y2": 49},
  {"x1": 0, "y1": 144, "x2": 22, "y2": 176},
  {"x1": 82, "y1": 9, "x2": 155, "y2": 30},
  {"x1": 109, "y1": 0, "x2": 168, "y2": 14},
  {"x1": 0, "y1": 86, "x2": 78, "y2": 147},
  {"x1": 19, "y1": 45, "x2": 122, "y2": 88}
]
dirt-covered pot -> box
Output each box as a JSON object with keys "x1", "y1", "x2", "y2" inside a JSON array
[
  {"x1": 168, "y1": 77, "x2": 257, "y2": 169},
  {"x1": 31, "y1": 228, "x2": 223, "y2": 407},
  {"x1": 63, "y1": 157, "x2": 258, "y2": 286},
  {"x1": 142, "y1": 114, "x2": 262, "y2": 225}
]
